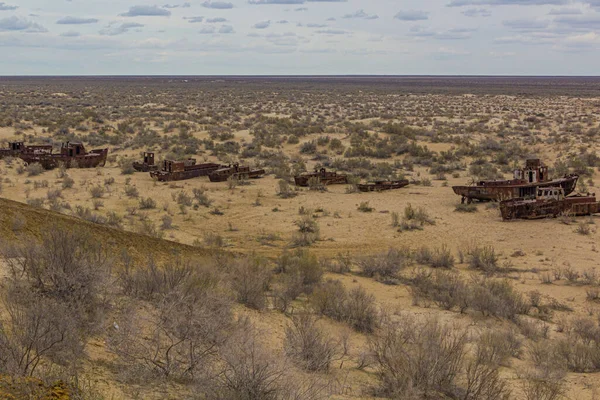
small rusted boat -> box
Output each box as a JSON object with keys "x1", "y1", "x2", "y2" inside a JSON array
[
  {"x1": 294, "y1": 168, "x2": 348, "y2": 187},
  {"x1": 453, "y1": 159, "x2": 578, "y2": 203},
  {"x1": 19, "y1": 142, "x2": 108, "y2": 169},
  {"x1": 150, "y1": 158, "x2": 223, "y2": 182},
  {"x1": 500, "y1": 187, "x2": 600, "y2": 220},
  {"x1": 208, "y1": 163, "x2": 265, "y2": 182},
  {"x1": 358, "y1": 180, "x2": 410, "y2": 192},
  {"x1": 0, "y1": 142, "x2": 53, "y2": 159},
  {"x1": 133, "y1": 152, "x2": 159, "y2": 172}
]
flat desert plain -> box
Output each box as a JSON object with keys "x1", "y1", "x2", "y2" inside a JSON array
[{"x1": 0, "y1": 76, "x2": 599, "y2": 399}]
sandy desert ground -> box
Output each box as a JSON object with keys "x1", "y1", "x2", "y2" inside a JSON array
[{"x1": 0, "y1": 77, "x2": 599, "y2": 399}]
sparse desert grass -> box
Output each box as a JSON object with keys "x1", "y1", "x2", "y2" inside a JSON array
[{"x1": 1, "y1": 76, "x2": 600, "y2": 399}]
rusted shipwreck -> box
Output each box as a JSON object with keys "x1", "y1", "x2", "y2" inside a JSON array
[
  {"x1": 358, "y1": 180, "x2": 410, "y2": 192},
  {"x1": 208, "y1": 164, "x2": 266, "y2": 182},
  {"x1": 19, "y1": 142, "x2": 108, "y2": 169},
  {"x1": 500, "y1": 187, "x2": 600, "y2": 220},
  {"x1": 150, "y1": 159, "x2": 222, "y2": 182},
  {"x1": 453, "y1": 159, "x2": 578, "y2": 203},
  {"x1": 0, "y1": 141, "x2": 53, "y2": 159},
  {"x1": 133, "y1": 152, "x2": 159, "y2": 172},
  {"x1": 294, "y1": 168, "x2": 348, "y2": 187}
]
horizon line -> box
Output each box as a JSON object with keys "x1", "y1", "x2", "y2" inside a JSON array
[{"x1": 1, "y1": 74, "x2": 600, "y2": 78}]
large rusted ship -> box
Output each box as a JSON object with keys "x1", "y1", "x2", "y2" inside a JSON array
[
  {"x1": 0, "y1": 141, "x2": 53, "y2": 159},
  {"x1": 133, "y1": 152, "x2": 159, "y2": 172},
  {"x1": 294, "y1": 168, "x2": 348, "y2": 187},
  {"x1": 453, "y1": 159, "x2": 578, "y2": 203},
  {"x1": 150, "y1": 159, "x2": 223, "y2": 182},
  {"x1": 19, "y1": 142, "x2": 108, "y2": 169},
  {"x1": 357, "y1": 179, "x2": 410, "y2": 192},
  {"x1": 500, "y1": 187, "x2": 600, "y2": 220},
  {"x1": 208, "y1": 163, "x2": 266, "y2": 182}
]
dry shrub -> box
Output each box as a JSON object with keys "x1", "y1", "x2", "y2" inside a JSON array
[
  {"x1": 118, "y1": 257, "x2": 220, "y2": 301},
  {"x1": 26, "y1": 162, "x2": 44, "y2": 176},
  {"x1": 409, "y1": 272, "x2": 527, "y2": 319},
  {"x1": 310, "y1": 280, "x2": 378, "y2": 333},
  {"x1": 139, "y1": 196, "x2": 156, "y2": 209},
  {"x1": 416, "y1": 245, "x2": 454, "y2": 269},
  {"x1": 470, "y1": 278, "x2": 528, "y2": 320},
  {"x1": 292, "y1": 215, "x2": 320, "y2": 247},
  {"x1": 277, "y1": 179, "x2": 297, "y2": 199},
  {"x1": 520, "y1": 368, "x2": 566, "y2": 400},
  {"x1": 476, "y1": 328, "x2": 522, "y2": 367},
  {"x1": 231, "y1": 258, "x2": 272, "y2": 310},
  {"x1": 398, "y1": 203, "x2": 435, "y2": 232},
  {"x1": 108, "y1": 289, "x2": 232, "y2": 381},
  {"x1": 204, "y1": 323, "x2": 291, "y2": 400},
  {"x1": 462, "y1": 361, "x2": 511, "y2": 400},
  {"x1": 358, "y1": 247, "x2": 411, "y2": 280},
  {"x1": 416, "y1": 270, "x2": 470, "y2": 312},
  {"x1": 370, "y1": 316, "x2": 467, "y2": 398},
  {"x1": 0, "y1": 227, "x2": 112, "y2": 377},
  {"x1": 467, "y1": 245, "x2": 499, "y2": 275},
  {"x1": 284, "y1": 313, "x2": 346, "y2": 372}
]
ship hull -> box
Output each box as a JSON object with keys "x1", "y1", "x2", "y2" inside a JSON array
[
  {"x1": 20, "y1": 149, "x2": 108, "y2": 169},
  {"x1": 150, "y1": 163, "x2": 222, "y2": 182},
  {"x1": 132, "y1": 162, "x2": 159, "y2": 172},
  {"x1": 452, "y1": 175, "x2": 578, "y2": 203},
  {"x1": 500, "y1": 195, "x2": 600, "y2": 220},
  {"x1": 294, "y1": 174, "x2": 348, "y2": 187},
  {"x1": 209, "y1": 168, "x2": 266, "y2": 182},
  {"x1": 357, "y1": 180, "x2": 409, "y2": 192}
]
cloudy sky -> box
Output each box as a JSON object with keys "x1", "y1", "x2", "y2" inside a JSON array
[{"x1": 1, "y1": 0, "x2": 600, "y2": 75}]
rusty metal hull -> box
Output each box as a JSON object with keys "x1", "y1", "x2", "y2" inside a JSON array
[
  {"x1": 132, "y1": 162, "x2": 159, "y2": 172},
  {"x1": 357, "y1": 180, "x2": 409, "y2": 192},
  {"x1": 453, "y1": 175, "x2": 578, "y2": 203},
  {"x1": 209, "y1": 167, "x2": 266, "y2": 182},
  {"x1": 0, "y1": 150, "x2": 21, "y2": 159},
  {"x1": 20, "y1": 149, "x2": 108, "y2": 169},
  {"x1": 150, "y1": 163, "x2": 222, "y2": 182},
  {"x1": 294, "y1": 171, "x2": 348, "y2": 187},
  {"x1": 1, "y1": 144, "x2": 53, "y2": 159},
  {"x1": 500, "y1": 195, "x2": 600, "y2": 220}
]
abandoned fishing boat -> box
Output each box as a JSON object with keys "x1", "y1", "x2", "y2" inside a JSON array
[
  {"x1": 132, "y1": 152, "x2": 159, "y2": 172},
  {"x1": 452, "y1": 159, "x2": 578, "y2": 203},
  {"x1": 19, "y1": 142, "x2": 108, "y2": 169},
  {"x1": 357, "y1": 179, "x2": 410, "y2": 192},
  {"x1": 150, "y1": 159, "x2": 222, "y2": 182},
  {"x1": 208, "y1": 163, "x2": 265, "y2": 182},
  {"x1": 294, "y1": 168, "x2": 348, "y2": 187},
  {"x1": 0, "y1": 142, "x2": 53, "y2": 159},
  {"x1": 500, "y1": 187, "x2": 600, "y2": 220}
]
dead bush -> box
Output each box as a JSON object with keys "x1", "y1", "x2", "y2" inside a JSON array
[
  {"x1": 520, "y1": 368, "x2": 566, "y2": 400},
  {"x1": 26, "y1": 163, "x2": 44, "y2": 177},
  {"x1": 476, "y1": 328, "x2": 522, "y2": 367},
  {"x1": 284, "y1": 313, "x2": 346, "y2": 372},
  {"x1": 1, "y1": 228, "x2": 112, "y2": 330},
  {"x1": 0, "y1": 289, "x2": 86, "y2": 376},
  {"x1": 470, "y1": 278, "x2": 528, "y2": 320},
  {"x1": 467, "y1": 245, "x2": 499, "y2": 275},
  {"x1": 358, "y1": 247, "x2": 411, "y2": 280},
  {"x1": 231, "y1": 258, "x2": 272, "y2": 310},
  {"x1": 370, "y1": 316, "x2": 467, "y2": 398},
  {"x1": 292, "y1": 215, "x2": 320, "y2": 247},
  {"x1": 108, "y1": 290, "x2": 232, "y2": 381},
  {"x1": 206, "y1": 325, "x2": 285, "y2": 400},
  {"x1": 277, "y1": 179, "x2": 297, "y2": 198},
  {"x1": 118, "y1": 258, "x2": 219, "y2": 301},
  {"x1": 139, "y1": 197, "x2": 156, "y2": 209},
  {"x1": 310, "y1": 281, "x2": 378, "y2": 333}
]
